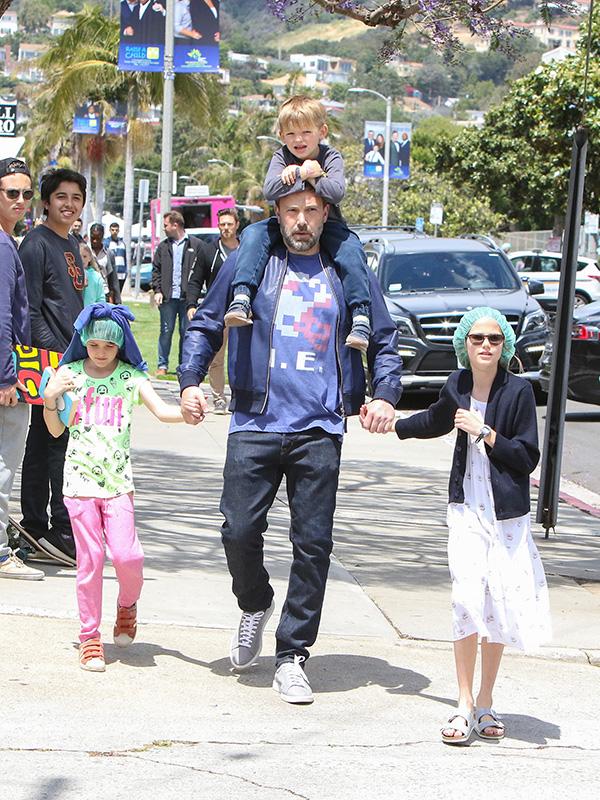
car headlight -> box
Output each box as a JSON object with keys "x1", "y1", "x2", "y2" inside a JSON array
[
  {"x1": 522, "y1": 310, "x2": 548, "y2": 334},
  {"x1": 394, "y1": 315, "x2": 417, "y2": 337}
]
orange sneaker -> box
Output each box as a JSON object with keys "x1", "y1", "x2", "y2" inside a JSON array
[
  {"x1": 79, "y1": 638, "x2": 105, "y2": 672},
  {"x1": 113, "y1": 603, "x2": 137, "y2": 647}
]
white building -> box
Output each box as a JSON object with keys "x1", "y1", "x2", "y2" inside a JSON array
[
  {"x1": 16, "y1": 43, "x2": 49, "y2": 82},
  {"x1": 289, "y1": 53, "x2": 356, "y2": 84},
  {"x1": 0, "y1": 9, "x2": 18, "y2": 36},
  {"x1": 49, "y1": 11, "x2": 77, "y2": 37},
  {"x1": 516, "y1": 20, "x2": 580, "y2": 51}
]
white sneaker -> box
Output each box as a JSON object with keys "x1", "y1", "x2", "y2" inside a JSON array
[
  {"x1": 0, "y1": 552, "x2": 44, "y2": 581},
  {"x1": 273, "y1": 654, "x2": 314, "y2": 704}
]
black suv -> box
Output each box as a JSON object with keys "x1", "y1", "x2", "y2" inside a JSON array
[{"x1": 363, "y1": 233, "x2": 549, "y2": 390}]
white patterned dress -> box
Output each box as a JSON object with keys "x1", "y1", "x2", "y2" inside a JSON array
[{"x1": 446, "y1": 398, "x2": 552, "y2": 651}]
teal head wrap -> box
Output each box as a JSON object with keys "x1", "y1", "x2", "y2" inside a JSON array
[
  {"x1": 80, "y1": 318, "x2": 125, "y2": 349},
  {"x1": 452, "y1": 306, "x2": 516, "y2": 370}
]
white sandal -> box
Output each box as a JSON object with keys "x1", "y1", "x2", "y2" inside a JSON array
[
  {"x1": 475, "y1": 707, "x2": 505, "y2": 740},
  {"x1": 441, "y1": 709, "x2": 475, "y2": 744}
]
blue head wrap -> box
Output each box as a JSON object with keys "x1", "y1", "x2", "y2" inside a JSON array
[
  {"x1": 452, "y1": 306, "x2": 516, "y2": 370},
  {"x1": 60, "y1": 303, "x2": 148, "y2": 371}
]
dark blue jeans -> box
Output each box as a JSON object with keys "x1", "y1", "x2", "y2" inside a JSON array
[
  {"x1": 233, "y1": 217, "x2": 371, "y2": 311},
  {"x1": 220, "y1": 429, "x2": 342, "y2": 665},
  {"x1": 157, "y1": 297, "x2": 188, "y2": 370}
]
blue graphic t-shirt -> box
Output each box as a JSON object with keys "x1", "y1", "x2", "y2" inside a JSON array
[{"x1": 230, "y1": 252, "x2": 344, "y2": 436}]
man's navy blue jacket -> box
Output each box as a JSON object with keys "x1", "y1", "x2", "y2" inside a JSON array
[
  {"x1": 178, "y1": 247, "x2": 403, "y2": 416},
  {"x1": 395, "y1": 368, "x2": 539, "y2": 520}
]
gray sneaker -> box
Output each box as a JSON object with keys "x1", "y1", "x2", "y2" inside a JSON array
[
  {"x1": 272, "y1": 654, "x2": 314, "y2": 704},
  {"x1": 213, "y1": 398, "x2": 228, "y2": 414},
  {"x1": 230, "y1": 600, "x2": 274, "y2": 670}
]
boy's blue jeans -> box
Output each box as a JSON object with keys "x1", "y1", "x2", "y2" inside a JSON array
[
  {"x1": 233, "y1": 217, "x2": 371, "y2": 312},
  {"x1": 220, "y1": 428, "x2": 342, "y2": 665}
]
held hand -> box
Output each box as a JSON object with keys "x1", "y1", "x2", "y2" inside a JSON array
[
  {"x1": 187, "y1": 307, "x2": 197, "y2": 322},
  {"x1": 181, "y1": 386, "x2": 208, "y2": 425},
  {"x1": 280, "y1": 165, "x2": 298, "y2": 186},
  {"x1": 454, "y1": 408, "x2": 484, "y2": 437},
  {"x1": 154, "y1": 291, "x2": 163, "y2": 306},
  {"x1": 359, "y1": 400, "x2": 396, "y2": 434}
]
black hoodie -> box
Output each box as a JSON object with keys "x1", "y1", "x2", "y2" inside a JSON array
[{"x1": 19, "y1": 224, "x2": 84, "y2": 353}]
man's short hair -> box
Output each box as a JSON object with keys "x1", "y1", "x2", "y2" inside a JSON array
[
  {"x1": 89, "y1": 222, "x2": 104, "y2": 236},
  {"x1": 164, "y1": 210, "x2": 185, "y2": 227},
  {"x1": 278, "y1": 95, "x2": 327, "y2": 133},
  {"x1": 40, "y1": 168, "x2": 87, "y2": 205},
  {"x1": 110, "y1": 222, "x2": 119, "y2": 229},
  {"x1": 217, "y1": 207, "x2": 238, "y2": 221}
]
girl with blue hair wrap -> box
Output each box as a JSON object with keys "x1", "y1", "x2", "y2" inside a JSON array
[
  {"x1": 42, "y1": 303, "x2": 184, "y2": 673},
  {"x1": 395, "y1": 306, "x2": 551, "y2": 745}
]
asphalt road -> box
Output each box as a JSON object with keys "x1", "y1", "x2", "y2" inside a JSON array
[{"x1": 537, "y1": 398, "x2": 600, "y2": 496}]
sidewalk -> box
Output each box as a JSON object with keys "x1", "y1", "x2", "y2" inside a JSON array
[{"x1": 2, "y1": 389, "x2": 599, "y2": 798}]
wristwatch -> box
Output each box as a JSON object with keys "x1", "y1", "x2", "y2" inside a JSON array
[{"x1": 474, "y1": 424, "x2": 492, "y2": 444}]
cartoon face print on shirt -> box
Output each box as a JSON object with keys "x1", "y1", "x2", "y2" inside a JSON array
[
  {"x1": 271, "y1": 262, "x2": 335, "y2": 375},
  {"x1": 65, "y1": 250, "x2": 85, "y2": 291}
]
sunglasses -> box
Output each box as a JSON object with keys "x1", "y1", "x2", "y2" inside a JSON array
[
  {"x1": 1, "y1": 188, "x2": 34, "y2": 201},
  {"x1": 466, "y1": 333, "x2": 505, "y2": 346}
]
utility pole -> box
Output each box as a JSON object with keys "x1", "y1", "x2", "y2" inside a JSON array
[{"x1": 160, "y1": 0, "x2": 175, "y2": 216}]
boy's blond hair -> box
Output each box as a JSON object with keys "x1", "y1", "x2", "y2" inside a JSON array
[{"x1": 278, "y1": 95, "x2": 328, "y2": 134}]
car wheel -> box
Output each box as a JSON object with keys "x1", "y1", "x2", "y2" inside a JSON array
[{"x1": 574, "y1": 291, "x2": 590, "y2": 307}]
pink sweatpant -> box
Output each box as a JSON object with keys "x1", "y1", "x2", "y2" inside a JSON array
[{"x1": 64, "y1": 493, "x2": 144, "y2": 642}]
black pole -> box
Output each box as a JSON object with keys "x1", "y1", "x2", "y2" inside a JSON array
[{"x1": 536, "y1": 127, "x2": 588, "y2": 536}]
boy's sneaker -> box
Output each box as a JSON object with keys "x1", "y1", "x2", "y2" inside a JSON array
[
  {"x1": 113, "y1": 602, "x2": 137, "y2": 647},
  {"x1": 224, "y1": 294, "x2": 253, "y2": 327},
  {"x1": 36, "y1": 529, "x2": 77, "y2": 567},
  {"x1": 79, "y1": 638, "x2": 105, "y2": 672},
  {"x1": 273, "y1": 654, "x2": 314, "y2": 704},
  {"x1": 230, "y1": 600, "x2": 274, "y2": 670},
  {"x1": 345, "y1": 315, "x2": 371, "y2": 353},
  {"x1": 0, "y1": 552, "x2": 44, "y2": 581},
  {"x1": 213, "y1": 398, "x2": 228, "y2": 415}
]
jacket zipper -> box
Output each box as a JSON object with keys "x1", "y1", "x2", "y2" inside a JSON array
[
  {"x1": 322, "y1": 257, "x2": 346, "y2": 419},
  {"x1": 258, "y1": 253, "x2": 288, "y2": 415}
]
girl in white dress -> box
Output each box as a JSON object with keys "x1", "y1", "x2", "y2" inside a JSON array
[{"x1": 394, "y1": 307, "x2": 551, "y2": 744}]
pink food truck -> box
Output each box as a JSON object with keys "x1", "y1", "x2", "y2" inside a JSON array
[{"x1": 150, "y1": 193, "x2": 236, "y2": 250}]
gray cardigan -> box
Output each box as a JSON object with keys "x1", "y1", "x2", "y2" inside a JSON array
[{"x1": 395, "y1": 368, "x2": 539, "y2": 520}]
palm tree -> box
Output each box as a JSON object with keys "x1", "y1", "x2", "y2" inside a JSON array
[{"x1": 24, "y1": 5, "x2": 225, "y2": 271}]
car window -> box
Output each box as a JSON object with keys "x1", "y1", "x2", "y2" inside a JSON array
[
  {"x1": 539, "y1": 257, "x2": 560, "y2": 273},
  {"x1": 379, "y1": 251, "x2": 520, "y2": 293},
  {"x1": 512, "y1": 255, "x2": 539, "y2": 272}
]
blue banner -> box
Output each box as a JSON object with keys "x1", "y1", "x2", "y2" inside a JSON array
[
  {"x1": 73, "y1": 103, "x2": 102, "y2": 135},
  {"x1": 118, "y1": 0, "x2": 220, "y2": 73}
]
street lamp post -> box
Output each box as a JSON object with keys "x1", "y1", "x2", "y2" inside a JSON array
[
  {"x1": 256, "y1": 135, "x2": 281, "y2": 146},
  {"x1": 208, "y1": 158, "x2": 235, "y2": 194},
  {"x1": 348, "y1": 87, "x2": 392, "y2": 227}
]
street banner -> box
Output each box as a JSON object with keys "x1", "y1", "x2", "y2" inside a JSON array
[
  {"x1": 363, "y1": 120, "x2": 412, "y2": 180},
  {"x1": 118, "y1": 0, "x2": 220, "y2": 74},
  {"x1": 106, "y1": 117, "x2": 128, "y2": 136},
  {"x1": 73, "y1": 103, "x2": 102, "y2": 135},
  {"x1": 0, "y1": 101, "x2": 17, "y2": 137}
]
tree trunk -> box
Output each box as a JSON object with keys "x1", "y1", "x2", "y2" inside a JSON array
[
  {"x1": 95, "y1": 158, "x2": 105, "y2": 224},
  {"x1": 82, "y1": 158, "x2": 93, "y2": 232}
]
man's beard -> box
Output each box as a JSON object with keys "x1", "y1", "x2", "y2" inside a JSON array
[{"x1": 280, "y1": 223, "x2": 321, "y2": 253}]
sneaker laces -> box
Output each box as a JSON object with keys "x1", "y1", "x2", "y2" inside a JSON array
[
  {"x1": 237, "y1": 610, "x2": 266, "y2": 648},
  {"x1": 278, "y1": 655, "x2": 309, "y2": 689}
]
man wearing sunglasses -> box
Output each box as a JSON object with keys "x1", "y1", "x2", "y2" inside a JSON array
[
  {"x1": 18, "y1": 168, "x2": 87, "y2": 567},
  {"x1": 0, "y1": 158, "x2": 44, "y2": 580}
]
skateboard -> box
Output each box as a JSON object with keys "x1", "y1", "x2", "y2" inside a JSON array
[{"x1": 7, "y1": 516, "x2": 76, "y2": 568}]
